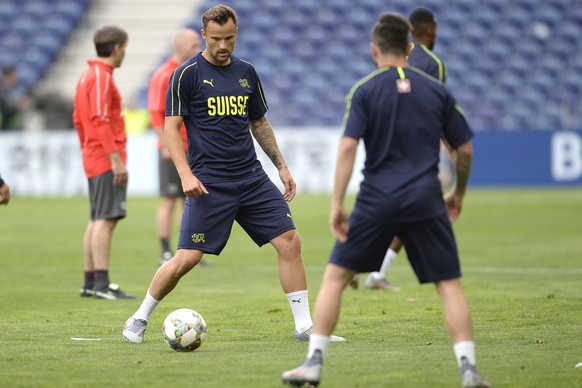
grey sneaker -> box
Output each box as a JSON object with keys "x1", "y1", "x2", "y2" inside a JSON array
[
  {"x1": 460, "y1": 357, "x2": 491, "y2": 388},
  {"x1": 94, "y1": 283, "x2": 135, "y2": 300},
  {"x1": 294, "y1": 327, "x2": 346, "y2": 343},
  {"x1": 122, "y1": 317, "x2": 148, "y2": 344},
  {"x1": 282, "y1": 350, "x2": 323, "y2": 387},
  {"x1": 364, "y1": 272, "x2": 400, "y2": 291}
]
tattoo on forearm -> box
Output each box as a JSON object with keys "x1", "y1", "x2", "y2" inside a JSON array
[
  {"x1": 251, "y1": 119, "x2": 283, "y2": 169},
  {"x1": 456, "y1": 156, "x2": 472, "y2": 194}
]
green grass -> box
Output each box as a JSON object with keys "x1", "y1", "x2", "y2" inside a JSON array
[{"x1": 0, "y1": 189, "x2": 581, "y2": 387}]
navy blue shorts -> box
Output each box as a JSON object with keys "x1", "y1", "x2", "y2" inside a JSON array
[
  {"x1": 329, "y1": 208, "x2": 461, "y2": 283},
  {"x1": 177, "y1": 172, "x2": 295, "y2": 254}
]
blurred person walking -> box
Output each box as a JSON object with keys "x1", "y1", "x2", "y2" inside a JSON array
[
  {"x1": 148, "y1": 28, "x2": 210, "y2": 267},
  {"x1": 73, "y1": 26, "x2": 134, "y2": 300},
  {"x1": 0, "y1": 66, "x2": 29, "y2": 130}
]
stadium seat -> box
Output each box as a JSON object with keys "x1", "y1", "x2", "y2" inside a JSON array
[{"x1": 0, "y1": 0, "x2": 90, "y2": 98}]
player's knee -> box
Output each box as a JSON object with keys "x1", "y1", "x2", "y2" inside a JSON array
[
  {"x1": 274, "y1": 229, "x2": 302, "y2": 257},
  {"x1": 173, "y1": 250, "x2": 203, "y2": 274}
]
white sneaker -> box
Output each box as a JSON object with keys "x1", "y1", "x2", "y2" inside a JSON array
[
  {"x1": 282, "y1": 349, "x2": 322, "y2": 387},
  {"x1": 122, "y1": 317, "x2": 147, "y2": 344},
  {"x1": 460, "y1": 357, "x2": 491, "y2": 388},
  {"x1": 158, "y1": 251, "x2": 172, "y2": 266},
  {"x1": 364, "y1": 272, "x2": 400, "y2": 291},
  {"x1": 294, "y1": 327, "x2": 346, "y2": 342}
]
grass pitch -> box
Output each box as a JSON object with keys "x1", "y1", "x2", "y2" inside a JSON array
[{"x1": 0, "y1": 189, "x2": 581, "y2": 387}]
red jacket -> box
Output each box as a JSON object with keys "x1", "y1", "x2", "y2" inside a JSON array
[
  {"x1": 148, "y1": 57, "x2": 188, "y2": 150},
  {"x1": 73, "y1": 60, "x2": 127, "y2": 178}
]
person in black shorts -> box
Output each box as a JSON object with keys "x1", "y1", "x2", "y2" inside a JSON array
[
  {"x1": 282, "y1": 12, "x2": 489, "y2": 388},
  {"x1": 355, "y1": 7, "x2": 453, "y2": 291},
  {"x1": 123, "y1": 4, "x2": 344, "y2": 344},
  {"x1": 147, "y1": 28, "x2": 212, "y2": 266}
]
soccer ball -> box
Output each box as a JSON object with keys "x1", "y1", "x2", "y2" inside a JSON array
[{"x1": 162, "y1": 308, "x2": 207, "y2": 352}]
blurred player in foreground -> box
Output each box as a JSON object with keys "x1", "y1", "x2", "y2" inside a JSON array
[
  {"x1": 282, "y1": 12, "x2": 489, "y2": 388},
  {"x1": 354, "y1": 7, "x2": 453, "y2": 291}
]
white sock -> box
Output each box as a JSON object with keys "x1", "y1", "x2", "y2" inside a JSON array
[
  {"x1": 378, "y1": 249, "x2": 398, "y2": 277},
  {"x1": 133, "y1": 291, "x2": 160, "y2": 322},
  {"x1": 286, "y1": 290, "x2": 312, "y2": 333},
  {"x1": 453, "y1": 340, "x2": 476, "y2": 367},
  {"x1": 308, "y1": 334, "x2": 330, "y2": 359}
]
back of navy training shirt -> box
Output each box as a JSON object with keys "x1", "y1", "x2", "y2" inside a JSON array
[
  {"x1": 166, "y1": 53, "x2": 268, "y2": 182},
  {"x1": 408, "y1": 43, "x2": 447, "y2": 82},
  {"x1": 343, "y1": 66, "x2": 472, "y2": 222}
]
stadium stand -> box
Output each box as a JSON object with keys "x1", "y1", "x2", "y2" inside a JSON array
[
  {"x1": 0, "y1": 0, "x2": 91, "y2": 96},
  {"x1": 179, "y1": 0, "x2": 581, "y2": 130},
  {"x1": 1, "y1": 0, "x2": 580, "y2": 131}
]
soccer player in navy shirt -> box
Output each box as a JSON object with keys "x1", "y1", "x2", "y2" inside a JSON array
[
  {"x1": 408, "y1": 7, "x2": 447, "y2": 82},
  {"x1": 123, "y1": 4, "x2": 344, "y2": 344},
  {"x1": 359, "y1": 7, "x2": 452, "y2": 291},
  {"x1": 283, "y1": 13, "x2": 489, "y2": 388}
]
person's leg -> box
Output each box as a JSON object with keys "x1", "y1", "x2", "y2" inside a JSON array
[
  {"x1": 436, "y1": 278, "x2": 490, "y2": 387},
  {"x1": 271, "y1": 229, "x2": 307, "y2": 293},
  {"x1": 91, "y1": 218, "x2": 117, "y2": 290},
  {"x1": 270, "y1": 230, "x2": 312, "y2": 335},
  {"x1": 156, "y1": 196, "x2": 176, "y2": 264},
  {"x1": 311, "y1": 264, "x2": 354, "y2": 340},
  {"x1": 365, "y1": 236, "x2": 401, "y2": 290},
  {"x1": 123, "y1": 249, "x2": 204, "y2": 343},
  {"x1": 81, "y1": 221, "x2": 95, "y2": 295},
  {"x1": 149, "y1": 249, "x2": 204, "y2": 300},
  {"x1": 435, "y1": 278, "x2": 473, "y2": 344},
  {"x1": 91, "y1": 218, "x2": 118, "y2": 271},
  {"x1": 380, "y1": 236, "x2": 403, "y2": 275},
  {"x1": 281, "y1": 263, "x2": 354, "y2": 385}
]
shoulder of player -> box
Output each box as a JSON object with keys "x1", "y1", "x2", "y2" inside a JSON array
[
  {"x1": 346, "y1": 67, "x2": 395, "y2": 97},
  {"x1": 407, "y1": 67, "x2": 446, "y2": 85},
  {"x1": 174, "y1": 55, "x2": 201, "y2": 77}
]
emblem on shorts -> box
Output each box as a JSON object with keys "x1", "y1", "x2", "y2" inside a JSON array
[
  {"x1": 239, "y1": 78, "x2": 249, "y2": 88},
  {"x1": 203, "y1": 79, "x2": 214, "y2": 87},
  {"x1": 191, "y1": 233, "x2": 206, "y2": 243},
  {"x1": 287, "y1": 213, "x2": 293, "y2": 219}
]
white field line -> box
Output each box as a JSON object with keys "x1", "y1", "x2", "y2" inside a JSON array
[
  {"x1": 260, "y1": 265, "x2": 582, "y2": 275},
  {"x1": 462, "y1": 267, "x2": 582, "y2": 275}
]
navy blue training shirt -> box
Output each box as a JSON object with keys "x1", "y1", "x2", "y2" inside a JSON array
[
  {"x1": 166, "y1": 53, "x2": 268, "y2": 182},
  {"x1": 408, "y1": 43, "x2": 447, "y2": 82},
  {"x1": 343, "y1": 66, "x2": 472, "y2": 222}
]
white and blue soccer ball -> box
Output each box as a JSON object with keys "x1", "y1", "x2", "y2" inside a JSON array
[{"x1": 162, "y1": 308, "x2": 207, "y2": 352}]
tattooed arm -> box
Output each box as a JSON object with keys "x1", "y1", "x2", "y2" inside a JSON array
[{"x1": 250, "y1": 116, "x2": 296, "y2": 201}]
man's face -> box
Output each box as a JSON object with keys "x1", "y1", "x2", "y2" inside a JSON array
[
  {"x1": 202, "y1": 18, "x2": 237, "y2": 66},
  {"x1": 113, "y1": 41, "x2": 128, "y2": 68},
  {"x1": 426, "y1": 23, "x2": 437, "y2": 50}
]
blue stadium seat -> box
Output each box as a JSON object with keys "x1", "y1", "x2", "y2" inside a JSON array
[
  {"x1": 169, "y1": 0, "x2": 582, "y2": 130},
  {"x1": 0, "y1": 0, "x2": 89, "y2": 96}
]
